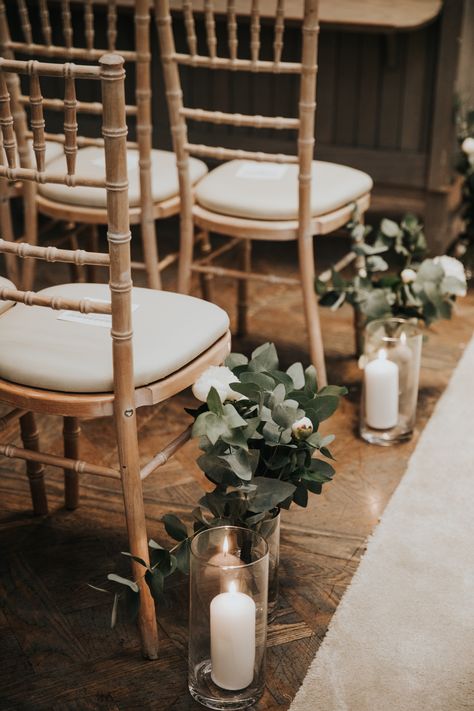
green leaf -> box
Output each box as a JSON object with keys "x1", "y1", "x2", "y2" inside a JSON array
[
  {"x1": 305, "y1": 480, "x2": 323, "y2": 495},
  {"x1": 229, "y1": 382, "x2": 261, "y2": 401},
  {"x1": 174, "y1": 539, "x2": 191, "y2": 574},
  {"x1": 320, "y1": 446, "x2": 336, "y2": 460},
  {"x1": 317, "y1": 385, "x2": 347, "y2": 397},
  {"x1": 249, "y1": 342, "x2": 279, "y2": 372},
  {"x1": 366, "y1": 255, "x2": 389, "y2": 272},
  {"x1": 149, "y1": 547, "x2": 177, "y2": 577},
  {"x1": 272, "y1": 401, "x2": 302, "y2": 428},
  {"x1": 225, "y1": 352, "x2": 248, "y2": 369},
  {"x1": 380, "y1": 218, "x2": 401, "y2": 238},
  {"x1": 120, "y1": 552, "x2": 149, "y2": 569},
  {"x1": 293, "y1": 483, "x2": 308, "y2": 507},
  {"x1": 222, "y1": 404, "x2": 247, "y2": 428},
  {"x1": 124, "y1": 586, "x2": 140, "y2": 622},
  {"x1": 162, "y1": 514, "x2": 188, "y2": 542},
  {"x1": 250, "y1": 477, "x2": 296, "y2": 513},
  {"x1": 304, "y1": 365, "x2": 318, "y2": 394},
  {"x1": 310, "y1": 395, "x2": 340, "y2": 422},
  {"x1": 145, "y1": 567, "x2": 164, "y2": 603},
  {"x1": 240, "y1": 371, "x2": 275, "y2": 391},
  {"x1": 207, "y1": 386, "x2": 224, "y2": 415},
  {"x1": 286, "y1": 362, "x2": 305, "y2": 390},
  {"x1": 107, "y1": 573, "x2": 139, "y2": 593},
  {"x1": 111, "y1": 592, "x2": 119, "y2": 629},
  {"x1": 269, "y1": 383, "x2": 286, "y2": 408}
]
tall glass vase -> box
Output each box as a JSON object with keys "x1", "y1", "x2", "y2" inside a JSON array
[
  {"x1": 256, "y1": 512, "x2": 280, "y2": 622},
  {"x1": 360, "y1": 318, "x2": 422, "y2": 445},
  {"x1": 188, "y1": 526, "x2": 269, "y2": 710}
]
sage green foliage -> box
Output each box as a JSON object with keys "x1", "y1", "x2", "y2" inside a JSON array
[
  {"x1": 456, "y1": 109, "x2": 474, "y2": 254},
  {"x1": 98, "y1": 344, "x2": 346, "y2": 626},
  {"x1": 316, "y1": 215, "x2": 462, "y2": 324},
  {"x1": 190, "y1": 342, "x2": 346, "y2": 519}
]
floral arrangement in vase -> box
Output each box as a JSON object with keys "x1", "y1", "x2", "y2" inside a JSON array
[
  {"x1": 94, "y1": 343, "x2": 346, "y2": 624},
  {"x1": 316, "y1": 214, "x2": 467, "y2": 354}
]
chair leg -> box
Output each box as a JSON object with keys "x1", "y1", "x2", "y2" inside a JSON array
[
  {"x1": 237, "y1": 239, "x2": 251, "y2": 337},
  {"x1": 140, "y1": 216, "x2": 162, "y2": 290},
  {"x1": 114, "y1": 411, "x2": 159, "y2": 659},
  {"x1": 63, "y1": 416, "x2": 81, "y2": 510},
  {"x1": 177, "y1": 183, "x2": 195, "y2": 295},
  {"x1": 19, "y1": 412, "x2": 48, "y2": 516},
  {"x1": 21, "y1": 181, "x2": 38, "y2": 291},
  {"x1": 298, "y1": 236, "x2": 327, "y2": 387},
  {"x1": 0, "y1": 182, "x2": 20, "y2": 284},
  {"x1": 198, "y1": 230, "x2": 214, "y2": 302}
]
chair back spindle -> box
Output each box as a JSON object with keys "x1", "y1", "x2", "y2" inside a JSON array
[
  {"x1": 0, "y1": 0, "x2": 162, "y2": 290},
  {"x1": 0, "y1": 54, "x2": 131, "y2": 334}
]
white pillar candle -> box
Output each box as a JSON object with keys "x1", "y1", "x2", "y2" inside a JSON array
[
  {"x1": 210, "y1": 581, "x2": 256, "y2": 691},
  {"x1": 365, "y1": 348, "x2": 399, "y2": 429}
]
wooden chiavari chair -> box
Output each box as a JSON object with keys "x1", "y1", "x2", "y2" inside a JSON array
[
  {"x1": 0, "y1": 0, "x2": 209, "y2": 290},
  {"x1": 0, "y1": 53, "x2": 231, "y2": 659},
  {"x1": 155, "y1": 0, "x2": 373, "y2": 385}
]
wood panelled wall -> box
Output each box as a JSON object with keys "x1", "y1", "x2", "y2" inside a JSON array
[{"x1": 9, "y1": 1, "x2": 473, "y2": 251}]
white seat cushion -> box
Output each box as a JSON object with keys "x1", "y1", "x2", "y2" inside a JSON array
[
  {"x1": 37, "y1": 147, "x2": 208, "y2": 208},
  {"x1": 0, "y1": 276, "x2": 16, "y2": 316},
  {"x1": 0, "y1": 283, "x2": 230, "y2": 393},
  {"x1": 3, "y1": 140, "x2": 65, "y2": 169},
  {"x1": 194, "y1": 159, "x2": 373, "y2": 221}
]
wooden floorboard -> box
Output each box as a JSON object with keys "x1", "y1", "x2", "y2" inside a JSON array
[{"x1": 1, "y1": 234, "x2": 473, "y2": 710}]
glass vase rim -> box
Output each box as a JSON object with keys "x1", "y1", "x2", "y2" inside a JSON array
[
  {"x1": 190, "y1": 524, "x2": 269, "y2": 569},
  {"x1": 364, "y1": 317, "x2": 422, "y2": 341}
]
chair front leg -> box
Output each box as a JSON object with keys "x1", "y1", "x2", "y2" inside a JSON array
[
  {"x1": 237, "y1": 239, "x2": 252, "y2": 337},
  {"x1": 114, "y1": 410, "x2": 159, "y2": 659},
  {"x1": 198, "y1": 229, "x2": 214, "y2": 302},
  {"x1": 298, "y1": 235, "x2": 327, "y2": 387},
  {"x1": 19, "y1": 412, "x2": 48, "y2": 516},
  {"x1": 63, "y1": 417, "x2": 81, "y2": 510}
]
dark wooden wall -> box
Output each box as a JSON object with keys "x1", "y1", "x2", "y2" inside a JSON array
[{"x1": 10, "y1": 1, "x2": 474, "y2": 252}]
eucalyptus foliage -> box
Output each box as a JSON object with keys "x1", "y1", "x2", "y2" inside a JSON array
[
  {"x1": 454, "y1": 108, "x2": 474, "y2": 272},
  {"x1": 316, "y1": 215, "x2": 464, "y2": 325},
  {"x1": 94, "y1": 343, "x2": 346, "y2": 626}
]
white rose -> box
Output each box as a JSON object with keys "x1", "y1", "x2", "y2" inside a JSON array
[
  {"x1": 433, "y1": 255, "x2": 467, "y2": 296},
  {"x1": 291, "y1": 416, "x2": 313, "y2": 440},
  {"x1": 192, "y1": 365, "x2": 242, "y2": 403},
  {"x1": 401, "y1": 268, "x2": 417, "y2": 284},
  {"x1": 461, "y1": 137, "x2": 474, "y2": 156}
]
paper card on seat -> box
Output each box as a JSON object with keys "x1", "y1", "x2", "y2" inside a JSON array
[
  {"x1": 57, "y1": 297, "x2": 138, "y2": 329},
  {"x1": 235, "y1": 162, "x2": 288, "y2": 180}
]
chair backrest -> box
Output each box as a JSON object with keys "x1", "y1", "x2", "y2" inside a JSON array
[
  {"x1": 0, "y1": 54, "x2": 135, "y2": 407},
  {"x1": 155, "y1": 0, "x2": 319, "y2": 232},
  {"x1": 0, "y1": 1, "x2": 152, "y2": 161},
  {"x1": 0, "y1": 1, "x2": 157, "y2": 290}
]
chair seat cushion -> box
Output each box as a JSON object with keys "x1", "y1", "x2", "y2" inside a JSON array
[
  {"x1": 194, "y1": 159, "x2": 373, "y2": 221},
  {"x1": 0, "y1": 283, "x2": 230, "y2": 393},
  {"x1": 37, "y1": 147, "x2": 208, "y2": 209},
  {"x1": 0, "y1": 276, "x2": 16, "y2": 316}
]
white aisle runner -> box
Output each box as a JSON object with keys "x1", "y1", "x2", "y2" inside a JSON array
[{"x1": 290, "y1": 337, "x2": 474, "y2": 711}]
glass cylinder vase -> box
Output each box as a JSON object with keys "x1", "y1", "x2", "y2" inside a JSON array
[
  {"x1": 360, "y1": 318, "x2": 422, "y2": 445},
  {"x1": 188, "y1": 526, "x2": 269, "y2": 710},
  {"x1": 256, "y1": 511, "x2": 280, "y2": 623}
]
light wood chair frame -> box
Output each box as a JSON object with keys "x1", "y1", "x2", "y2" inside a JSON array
[
  {"x1": 0, "y1": 53, "x2": 231, "y2": 659},
  {"x1": 0, "y1": 0, "x2": 182, "y2": 290},
  {"x1": 155, "y1": 0, "x2": 372, "y2": 385}
]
